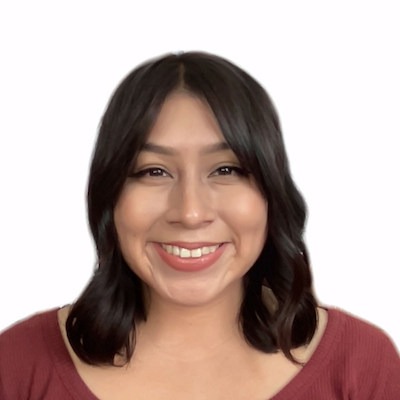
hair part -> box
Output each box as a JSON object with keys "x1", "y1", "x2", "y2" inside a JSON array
[{"x1": 66, "y1": 51, "x2": 318, "y2": 367}]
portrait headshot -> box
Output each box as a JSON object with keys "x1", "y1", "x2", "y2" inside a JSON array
[{"x1": 1, "y1": 2, "x2": 399, "y2": 399}]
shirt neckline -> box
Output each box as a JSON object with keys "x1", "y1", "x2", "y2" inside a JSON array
[{"x1": 44, "y1": 305, "x2": 344, "y2": 400}]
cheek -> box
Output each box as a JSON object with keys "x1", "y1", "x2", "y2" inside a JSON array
[
  {"x1": 216, "y1": 188, "x2": 268, "y2": 269},
  {"x1": 217, "y1": 187, "x2": 268, "y2": 245},
  {"x1": 113, "y1": 187, "x2": 167, "y2": 278},
  {"x1": 219, "y1": 189, "x2": 268, "y2": 274},
  {"x1": 114, "y1": 186, "x2": 166, "y2": 235}
]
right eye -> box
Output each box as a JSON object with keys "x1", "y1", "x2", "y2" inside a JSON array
[{"x1": 131, "y1": 168, "x2": 170, "y2": 178}]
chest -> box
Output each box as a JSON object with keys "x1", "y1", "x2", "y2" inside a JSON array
[{"x1": 73, "y1": 352, "x2": 302, "y2": 400}]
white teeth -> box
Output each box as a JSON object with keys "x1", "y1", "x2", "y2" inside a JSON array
[
  {"x1": 201, "y1": 246, "x2": 210, "y2": 255},
  {"x1": 160, "y1": 244, "x2": 221, "y2": 258},
  {"x1": 180, "y1": 248, "x2": 191, "y2": 258},
  {"x1": 191, "y1": 248, "x2": 202, "y2": 258},
  {"x1": 209, "y1": 245, "x2": 219, "y2": 253}
]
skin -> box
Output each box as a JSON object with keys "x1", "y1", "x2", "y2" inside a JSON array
[
  {"x1": 56, "y1": 92, "x2": 328, "y2": 399},
  {"x1": 113, "y1": 91, "x2": 269, "y2": 356}
]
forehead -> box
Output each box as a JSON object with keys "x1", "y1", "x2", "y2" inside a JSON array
[{"x1": 146, "y1": 93, "x2": 225, "y2": 147}]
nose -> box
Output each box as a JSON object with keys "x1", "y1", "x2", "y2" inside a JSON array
[{"x1": 166, "y1": 177, "x2": 216, "y2": 229}]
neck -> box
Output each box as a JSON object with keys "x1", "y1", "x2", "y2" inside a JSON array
[{"x1": 135, "y1": 280, "x2": 249, "y2": 361}]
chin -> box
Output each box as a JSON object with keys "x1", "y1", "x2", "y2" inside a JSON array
[
  {"x1": 161, "y1": 286, "x2": 217, "y2": 306},
  {"x1": 154, "y1": 277, "x2": 241, "y2": 308}
]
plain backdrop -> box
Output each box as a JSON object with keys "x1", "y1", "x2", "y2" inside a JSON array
[{"x1": 0, "y1": 1, "x2": 399, "y2": 350}]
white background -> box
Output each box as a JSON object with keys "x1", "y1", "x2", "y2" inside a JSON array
[{"x1": 0, "y1": 1, "x2": 399, "y2": 350}]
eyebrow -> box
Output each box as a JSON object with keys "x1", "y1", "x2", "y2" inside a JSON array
[{"x1": 139, "y1": 141, "x2": 232, "y2": 156}]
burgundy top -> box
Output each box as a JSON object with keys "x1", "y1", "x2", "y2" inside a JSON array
[{"x1": 1, "y1": 306, "x2": 400, "y2": 399}]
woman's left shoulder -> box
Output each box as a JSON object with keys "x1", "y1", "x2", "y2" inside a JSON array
[
  {"x1": 327, "y1": 306, "x2": 398, "y2": 351},
  {"x1": 321, "y1": 306, "x2": 400, "y2": 397},
  {"x1": 327, "y1": 306, "x2": 399, "y2": 373}
]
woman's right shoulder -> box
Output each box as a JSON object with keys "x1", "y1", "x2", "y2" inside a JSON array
[
  {"x1": 0, "y1": 307, "x2": 58, "y2": 345},
  {"x1": 0, "y1": 307, "x2": 61, "y2": 399}
]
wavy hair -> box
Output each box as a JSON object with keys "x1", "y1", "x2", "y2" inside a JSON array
[{"x1": 66, "y1": 51, "x2": 318, "y2": 367}]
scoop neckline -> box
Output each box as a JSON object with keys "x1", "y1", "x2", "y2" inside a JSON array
[{"x1": 45, "y1": 305, "x2": 344, "y2": 400}]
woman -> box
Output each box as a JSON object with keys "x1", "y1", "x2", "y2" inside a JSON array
[{"x1": 1, "y1": 51, "x2": 399, "y2": 399}]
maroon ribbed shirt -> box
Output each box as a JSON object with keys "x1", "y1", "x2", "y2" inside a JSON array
[{"x1": 1, "y1": 306, "x2": 399, "y2": 399}]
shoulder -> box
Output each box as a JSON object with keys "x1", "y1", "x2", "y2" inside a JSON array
[
  {"x1": 329, "y1": 307, "x2": 398, "y2": 355},
  {"x1": 0, "y1": 308, "x2": 61, "y2": 399},
  {"x1": 326, "y1": 307, "x2": 400, "y2": 398},
  {"x1": 0, "y1": 307, "x2": 57, "y2": 353}
]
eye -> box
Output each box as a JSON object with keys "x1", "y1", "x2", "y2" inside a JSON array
[
  {"x1": 211, "y1": 166, "x2": 248, "y2": 177},
  {"x1": 131, "y1": 167, "x2": 170, "y2": 178},
  {"x1": 130, "y1": 166, "x2": 249, "y2": 179}
]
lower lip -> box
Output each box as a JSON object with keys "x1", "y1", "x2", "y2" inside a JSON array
[{"x1": 153, "y1": 243, "x2": 227, "y2": 272}]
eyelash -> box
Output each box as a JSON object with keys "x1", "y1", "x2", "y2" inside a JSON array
[{"x1": 131, "y1": 166, "x2": 249, "y2": 179}]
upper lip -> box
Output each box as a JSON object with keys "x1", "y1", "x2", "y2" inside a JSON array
[{"x1": 156, "y1": 242, "x2": 224, "y2": 250}]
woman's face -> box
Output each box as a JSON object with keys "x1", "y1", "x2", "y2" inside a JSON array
[{"x1": 114, "y1": 92, "x2": 268, "y2": 307}]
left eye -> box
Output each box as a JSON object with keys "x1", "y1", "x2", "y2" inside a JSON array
[{"x1": 211, "y1": 166, "x2": 247, "y2": 176}]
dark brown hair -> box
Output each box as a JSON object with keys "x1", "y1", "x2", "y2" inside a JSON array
[{"x1": 66, "y1": 51, "x2": 318, "y2": 367}]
